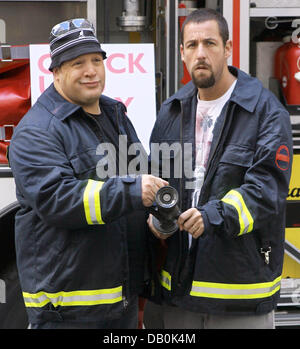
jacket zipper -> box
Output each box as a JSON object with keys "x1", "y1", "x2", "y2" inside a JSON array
[
  {"x1": 180, "y1": 101, "x2": 184, "y2": 210},
  {"x1": 175, "y1": 100, "x2": 185, "y2": 289},
  {"x1": 113, "y1": 104, "x2": 129, "y2": 309},
  {"x1": 115, "y1": 105, "x2": 130, "y2": 308},
  {"x1": 85, "y1": 106, "x2": 129, "y2": 309},
  {"x1": 85, "y1": 111, "x2": 106, "y2": 143},
  {"x1": 114, "y1": 105, "x2": 121, "y2": 134},
  {"x1": 85, "y1": 105, "x2": 122, "y2": 139}
]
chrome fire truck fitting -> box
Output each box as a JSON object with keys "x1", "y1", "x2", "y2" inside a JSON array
[{"x1": 116, "y1": 0, "x2": 146, "y2": 32}]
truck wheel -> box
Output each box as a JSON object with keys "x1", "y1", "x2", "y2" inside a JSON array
[
  {"x1": 0, "y1": 202, "x2": 28, "y2": 329},
  {"x1": 0, "y1": 263, "x2": 28, "y2": 328}
]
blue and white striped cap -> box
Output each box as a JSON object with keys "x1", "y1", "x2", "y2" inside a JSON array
[{"x1": 48, "y1": 27, "x2": 106, "y2": 71}]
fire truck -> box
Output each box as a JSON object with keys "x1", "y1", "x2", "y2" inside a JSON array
[{"x1": 0, "y1": 0, "x2": 300, "y2": 328}]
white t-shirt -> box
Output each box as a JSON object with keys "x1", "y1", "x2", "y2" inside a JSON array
[{"x1": 189, "y1": 80, "x2": 237, "y2": 246}]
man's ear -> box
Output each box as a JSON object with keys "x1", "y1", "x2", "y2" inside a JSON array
[
  {"x1": 225, "y1": 39, "x2": 233, "y2": 60},
  {"x1": 52, "y1": 66, "x2": 60, "y2": 82},
  {"x1": 180, "y1": 44, "x2": 185, "y2": 63}
]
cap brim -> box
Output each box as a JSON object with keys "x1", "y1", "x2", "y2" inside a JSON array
[{"x1": 49, "y1": 42, "x2": 106, "y2": 71}]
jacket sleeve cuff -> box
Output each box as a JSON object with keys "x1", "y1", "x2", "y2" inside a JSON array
[
  {"x1": 198, "y1": 209, "x2": 212, "y2": 237},
  {"x1": 121, "y1": 175, "x2": 144, "y2": 211},
  {"x1": 198, "y1": 200, "x2": 224, "y2": 236}
]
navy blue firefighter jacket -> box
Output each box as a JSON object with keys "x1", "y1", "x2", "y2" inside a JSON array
[
  {"x1": 149, "y1": 67, "x2": 293, "y2": 315},
  {"x1": 9, "y1": 83, "x2": 149, "y2": 324}
]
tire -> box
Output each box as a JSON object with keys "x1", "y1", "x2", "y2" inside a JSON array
[{"x1": 0, "y1": 202, "x2": 28, "y2": 329}]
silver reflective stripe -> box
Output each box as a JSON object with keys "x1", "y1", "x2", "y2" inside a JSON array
[
  {"x1": 225, "y1": 193, "x2": 250, "y2": 234},
  {"x1": 23, "y1": 293, "x2": 49, "y2": 307},
  {"x1": 221, "y1": 190, "x2": 254, "y2": 236},
  {"x1": 160, "y1": 270, "x2": 171, "y2": 291},
  {"x1": 83, "y1": 179, "x2": 105, "y2": 225},
  {"x1": 190, "y1": 276, "x2": 281, "y2": 299},
  {"x1": 23, "y1": 286, "x2": 123, "y2": 308},
  {"x1": 50, "y1": 290, "x2": 123, "y2": 306},
  {"x1": 87, "y1": 180, "x2": 100, "y2": 224}
]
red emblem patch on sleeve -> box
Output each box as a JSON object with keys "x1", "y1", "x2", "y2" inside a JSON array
[{"x1": 275, "y1": 145, "x2": 290, "y2": 171}]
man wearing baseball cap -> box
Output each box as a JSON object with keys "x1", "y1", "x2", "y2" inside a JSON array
[{"x1": 9, "y1": 18, "x2": 167, "y2": 329}]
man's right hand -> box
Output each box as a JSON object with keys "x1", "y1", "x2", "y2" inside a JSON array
[
  {"x1": 141, "y1": 175, "x2": 168, "y2": 207},
  {"x1": 147, "y1": 214, "x2": 172, "y2": 240}
]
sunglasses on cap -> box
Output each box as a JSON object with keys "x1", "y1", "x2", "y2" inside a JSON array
[{"x1": 51, "y1": 18, "x2": 95, "y2": 38}]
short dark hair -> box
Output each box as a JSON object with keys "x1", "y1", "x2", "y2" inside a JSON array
[{"x1": 180, "y1": 8, "x2": 229, "y2": 46}]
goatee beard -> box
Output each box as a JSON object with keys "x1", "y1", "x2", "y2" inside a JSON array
[{"x1": 192, "y1": 72, "x2": 216, "y2": 89}]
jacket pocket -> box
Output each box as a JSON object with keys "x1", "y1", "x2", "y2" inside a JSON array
[
  {"x1": 219, "y1": 144, "x2": 254, "y2": 167},
  {"x1": 212, "y1": 144, "x2": 254, "y2": 200},
  {"x1": 69, "y1": 148, "x2": 106, "y2": 179},
  {"x1": 236, "y1": 233, "x2": 265, "y2": 275}
]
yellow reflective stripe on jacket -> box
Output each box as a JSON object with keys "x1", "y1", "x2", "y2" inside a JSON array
[
  {"x1": 160, "y1": 270, "x2": 171, "y2": 291},
  {"x1": 23, "y1": 286, "x2": 123, "y2": 308},
  {"x1": 221, "y1": 189, "x2": 254, "y2": 236},
  {"x1": 190, "y1": 276, "x2": 281, "y2": 300},
  {"x1": 83, "y1": 179, "x2": 105, "y2": 225}
]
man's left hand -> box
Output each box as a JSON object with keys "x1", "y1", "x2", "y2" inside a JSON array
[{"x1": 177, "y1": 208, "x2": 205, "y2": 239}]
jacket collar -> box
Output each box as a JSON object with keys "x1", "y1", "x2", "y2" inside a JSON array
[
  {"x1": 229, "y1": 66, "x2": 263, "y2": 113},
  {"x1": 37, "y1": 83, "x2": 122, "y2": 121},
  {"x1": 165, "y1": 66, "x2": 263, "y2": 113}
]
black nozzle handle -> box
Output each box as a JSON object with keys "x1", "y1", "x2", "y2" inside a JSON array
[{"x1": 148, "y1": 205, "x2": 163, "y2": 221}]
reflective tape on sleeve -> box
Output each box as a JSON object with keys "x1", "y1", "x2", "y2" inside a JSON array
[
  {"x1": 190, "y1": 276, "x2": 281, "y2": 299},
  {"x1": 83, "y1": 179, "x2": 105, "y2": 225},
  {"x1": 23, "y1": 286, "x2": 123, "y2": 308},
  {"x1": 160, "y1": 270, "x2": 171, "y2": 291},
  {"x1": 221, "y1": 189, "x2": 254, "y2": 236}
]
